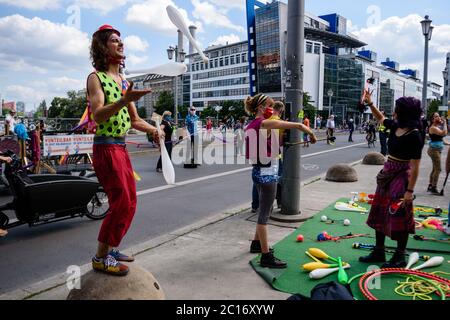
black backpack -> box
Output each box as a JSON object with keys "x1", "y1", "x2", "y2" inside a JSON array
[{"x1": 287, "y1": 281, "x2": 354, "y2": 300}]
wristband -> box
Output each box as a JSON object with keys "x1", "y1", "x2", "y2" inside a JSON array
[{"x1": 406, "y1": 189, "x2": 414, "y2": 193}]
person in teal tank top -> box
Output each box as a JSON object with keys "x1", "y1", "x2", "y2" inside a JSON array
[{"x1": 87, "y1": 25, "x2": 162, "y2": 276}]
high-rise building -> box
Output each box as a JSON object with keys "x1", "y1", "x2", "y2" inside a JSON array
[{"x1": 443, "y1": 52, "x2": 450, "y2": 106}]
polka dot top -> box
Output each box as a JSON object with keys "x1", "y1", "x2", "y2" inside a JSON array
[{"x1": 95, "y1": 71, "x2": 131, "y2": 137}]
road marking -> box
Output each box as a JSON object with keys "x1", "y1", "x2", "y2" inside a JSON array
[
  {"x1": 136, "y1": 142, "x2": 366, "y2": 196},
  {"x1": 301, "y1": 143, "x2": 366, "y2": 158},
  {"x1": 137, "y1": 167, "x2": 251, "y2": 196}
]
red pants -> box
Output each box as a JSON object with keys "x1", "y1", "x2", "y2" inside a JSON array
[{"x1": 93, "y1": 144, "x2": 137, "y2": 247}]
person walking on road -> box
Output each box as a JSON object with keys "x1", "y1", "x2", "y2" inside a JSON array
[
  {"x1": 359, "y1": 91, "x2": 424, "y2": 268},
  {"x1": 303, "y1": 116, "x2": 311, "y2": 147},
  {"x1": 427, "y1": 112, "x2": 448, "y2": 195},
  {"x1": 326, "y1": 115, "x2": 335, "y2": 145},
  {"x1": 245, "y1": 93, "x2": 316, "y2": 268},
  {"x1": 156, "y1": 111, "x2": 174, "y2": 173},
  {"x1": 87, "y1": 24, "x2": 161, "y2": 276},
  {"x1": 348, "y1": 118, "x2": 354, "y2": 142}
]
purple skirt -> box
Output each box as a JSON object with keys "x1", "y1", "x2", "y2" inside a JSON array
[{"x1": 366, "y1": 160, "x2": 415, "y2": 240}]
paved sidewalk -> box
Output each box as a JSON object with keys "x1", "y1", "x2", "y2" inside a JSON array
[{"x1": 1, "y1": 146, "x2": 448, "y2": 300}]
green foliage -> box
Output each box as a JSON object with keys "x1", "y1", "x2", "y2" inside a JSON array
[
  {"x1": 427, "y1": 99, "x2": 441, "y2": 119},
  {"x1": 178, "y1": 104, "x2": 189, "y2": 119},
  {"x1": 47, "y1": 91, "x2": 86, "y2": 118},
  {"x1": 301, "y1": 92, "x2": 316, "y2": 120},
  {"x1": 154, "y1": 91, "x2": 174, "y2": 116},
  {"x1": 33, "y1": 100, "x2": 47, "y2": 119},
  {"x1": 138, "y1": 107, "x2": 147, "y2": 118}
]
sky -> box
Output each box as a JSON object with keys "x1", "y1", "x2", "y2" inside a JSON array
[{"x1": 0, "y1": 0, "x2": 449, "y2": 111}]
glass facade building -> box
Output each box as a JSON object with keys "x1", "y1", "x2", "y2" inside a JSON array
[
  {"x1": 255, "y1": 1, "x2": 282, "y2": 94},
  {"x1": 323, "y1": 54, "x2": 364, "y2": 122}
]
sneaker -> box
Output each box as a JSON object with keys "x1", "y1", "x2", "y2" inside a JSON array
[
  {"x1": 260, "y1": 252, "x2": 287, "y2": 269},
  {"x1": 381, "y1": 251, "x2": 407, "y2": 268},
  {"x1": 427, "y1": 184, "x2": 432, "y2": 192},
  {"x1": 249, "y1": 240, "x2": 274, "y2": 254},
  {"x1": 359, "y1": 248, "x2": 386, "y2": 263},
  {"x1": 109, "y1": 248, "x2": 135, "y2": 262},
  {"x1": 156, "y1": 168, "x2": 163, "y2": 173},
  {"x1": 251, "y1": 208, "x2": 257, "y2": 213},
  {"x1": 429, "y1": 186, "x2": 441, "y2": 195},
  {"x1": 92, "y1": 255, "x2": 129, "y2": 276}
]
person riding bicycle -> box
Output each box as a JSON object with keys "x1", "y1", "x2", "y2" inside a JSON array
[{"x1": 367, "y1": 119, "x2": 377, "y2": 142}]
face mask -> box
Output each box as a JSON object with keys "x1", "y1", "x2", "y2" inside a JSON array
[{"x1": 263, "y1": 107, "x2": 274, "y2": 119}]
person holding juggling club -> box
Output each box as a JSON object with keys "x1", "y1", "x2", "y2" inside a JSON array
[
  {"x1": 359, "y1": 89, "x2": 424, "y2": 268},
  {"x1": 244, "y1": 93, "x2": 317, "y2": 268},
  {"x1": 87, "y1": 24, "x2": 162, "y2": 276}
]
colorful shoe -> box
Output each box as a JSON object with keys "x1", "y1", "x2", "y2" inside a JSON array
[
  {"x1": 109, "y1": 249, "x2": 135, "y2": 262},
  {"x1": 92, "y1": 255, "x2": 129, "y2": 276}
]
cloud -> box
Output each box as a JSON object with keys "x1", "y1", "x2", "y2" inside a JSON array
[
  {"x1": 125, "y1": 0, "x2": 203, "y2": 35},
  {"x1": 126, "y1": 54, "x2": 149, "y2": 67},
  {"x1": 74, "y1": 0, "x2": 129, "y2": 15},
  {"x1": 208, "y1": 0, "x2": 245, "y2": 10},
  {"x1": 5, "y1": 76, "x2": 85, "y2": 107},
  {"x1": 191, "y1": 0, "x2": 245, "y2": 33},
  {"x1": 0, "y1": 0, "x2": 60, "y2": 10},
  {"x1": 0, "y1": 15, "x2": 91, "y2": 74},
  {"x1": 353, "y1": 14, "x2": 450, "y2": 86},
  {"x1": 124, "y1": 35, "x2": 149, "y2": 53},
  {"x1": 209, "y1": 34, "x2": 241, "y2": 46}
]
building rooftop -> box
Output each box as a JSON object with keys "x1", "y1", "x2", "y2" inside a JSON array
[{"x1": 305, "y1": 26, "x2": 367, "y2": 48}]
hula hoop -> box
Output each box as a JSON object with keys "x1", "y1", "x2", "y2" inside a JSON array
[{"x1": 359, "y1": 268, "x2": 450, "y2": 301}]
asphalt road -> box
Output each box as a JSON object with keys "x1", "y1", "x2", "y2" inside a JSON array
[{"x1": 0, "y1": 131, "x2": 375, "y2": 294}]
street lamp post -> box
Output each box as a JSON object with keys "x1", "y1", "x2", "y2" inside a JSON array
[
  {"x1": 327, "y1": 89, "x2": 333, "y2": 117},
  {"x1": 167, "y1": 38, "x2": 186, "y2": 126},
  {"x1": 421, "y1": 15, "x2": 433, "y2": 113}
]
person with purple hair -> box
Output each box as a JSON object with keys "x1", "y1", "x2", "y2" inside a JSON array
[{"x1": 359, "y1": 91, "x2": 424, "y2": 268}]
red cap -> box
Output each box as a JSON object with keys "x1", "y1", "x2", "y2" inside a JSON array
[{"x1": 93, "y1": 24, "x2": 121, "y2": 37}]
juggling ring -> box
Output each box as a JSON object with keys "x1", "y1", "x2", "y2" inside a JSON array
[{"x1": 359, "y1": 268, "x2": 450, "y2": 301}]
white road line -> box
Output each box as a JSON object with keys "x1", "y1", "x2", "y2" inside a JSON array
[
  {"x1": 137, "y1": 167, "x2": 251, "y2": 196},
  {"x1": 301, "y1": 142, "x2": 366, "y2": 158},
  {"x1": 136, "y1": 142, "x2": 366, "y2": 196}
]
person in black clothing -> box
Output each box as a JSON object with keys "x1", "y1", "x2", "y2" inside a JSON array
[
  {"x1": 348, "y1": 118, "x2": 354, "y2": 142},
  {"x1": 420, "y1": 112, "x2": 429, "y2": 147},
  {"x1": 359, "y1": 91, "x2": 424, "y2": 268},
  {"x1": 156, "y1": 111, "x2": 174, "y2": 173}
]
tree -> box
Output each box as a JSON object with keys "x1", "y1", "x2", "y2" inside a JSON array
[
  {"x1": 427, "y1": 99, "x2": 441, "y2": 119},
  {"x1": 138, "y1": 107, "x2": 147, "y2": 118},
  {"x1": 47, "y1": 91, "x2": 86, "y2": 118},
  {"x1": 34, "y1": 100, "x2": 47, "y2": 119},
  {"x1": 154, "y1": 91, "x2": 174, "y2": 116},
  {"x1": 302, "y1": 92, "x2": 316, "y2": 121}
]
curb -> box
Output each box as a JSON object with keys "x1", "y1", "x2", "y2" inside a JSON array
[
  {"x1": 0, "y1": 204, "x2": 251, "y2": 300},
  {"x1": 0, "y1": 158, "x2": 363, "y2": 300}
]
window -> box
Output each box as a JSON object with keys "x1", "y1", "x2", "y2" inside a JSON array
[
  {"x1": 313, "y1": 44, "x2": 321, "y2": 54},
  {"x1": 236, "y1": 55, "x2": 241, "y2": 64},
  {"x1": 230, "y1": 56, "x2": 235, "y2": 65},
  {"x1": 214, "y1": 59, "x2": 218, "y2": 68},
  {"x1": 225, "y1": 57, "x2": 229, "y2": 66},
  {"x1": 220, "y1": 58, "x2": 224, "y2": 67},
  {"x1": 306, "y1": 42, "x2": 313, "y2": 53},
  {"x1": 242, "y1": 53, "x2": 247, "y2": 63}
]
